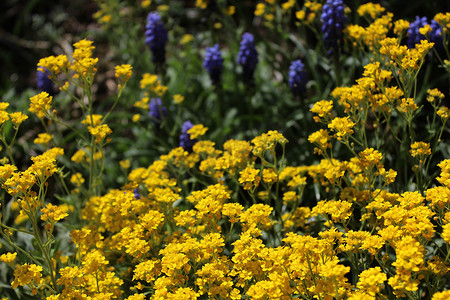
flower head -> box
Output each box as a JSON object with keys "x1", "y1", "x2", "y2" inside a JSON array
[
  {"x1": 179, "y1": 120, "x2": 196, "y2": 151},
  {"x1": 238, "y1": 32, "x2": 258, "y2": 83},
  {"x1": 288, "y1": 59, "x2": 307, "y2": 95},
  {"x1": 321, "y1": 0, "x2": 347, "y2": 55},
  {"x1": 29, "y1": 92, "x2": 52, "y2": 119},
  {"x1": 149, "y1": 98, "x2": 166, "y2": 125},
  {"x1": 145, "y1": 12, "x2": 168, "y2": 63},
  {"x1": 203, "y1": 44, "x2": 223, "y2": 85}
]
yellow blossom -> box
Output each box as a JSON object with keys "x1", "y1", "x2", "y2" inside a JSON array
[
  {"x1": 29, "y1": 92, "x2": 52, "y2": 119},
  {"x1": 187, "y1": 124, "x2": 208, "y2": 139},
  {"x1": 41, "y1": 203, "x2": 69, "y2": 223},
  {"x1": 239, "y1": 166, "x2": 261, "y2": 190},
  {"x1": 70, "y1": 172, "x2": 85, "y2": 186},
  {"x1": 115, "y1": 64, "x2": 133, "y2": 87},
  {"x1": 34, "y1": 133, "x2": 53, "y2": 144},
  {"x1": 180, "y1": 34, "x2": 194, "y2": 45},
  {"x1": 357, "y1": 2, "x2": 385, "y2": 19},
  {"x1": 11, "y1": 264, "x2": 43, "y2": 289},
  {"x1": 173, "y1": 94, "x2": 184, "y2": 104},
  {"x1": 88, "y1": 124, "x2": 112, "y2": 143},
  {"x1": 9, "y1": 112, "x2": 28, "y2": 126},
  {"x1": 328, "y1": 116, "x2": 355, "y2": 140},
  {"x1": 0, "y1": 252, "x2": 17, "y2": 263}
]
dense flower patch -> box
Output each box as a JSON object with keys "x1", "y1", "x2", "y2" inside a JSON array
[{"x1": 1, "y1": 1, "x2": 450, "y2": 299}]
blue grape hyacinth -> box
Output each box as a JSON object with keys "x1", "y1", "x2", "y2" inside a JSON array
[
  {"x1": 238, "y1": 32, "x2": 258, "y2": 83},
  {"x1": 407, "y1": 16, "x2": 442, "y2": 49},
  {"x1": 179, "y1": 120, "x2": 196, "y2": 151},
  {"x1": 407, "y1": 16, "x2": 429, "y2": 48},
  {"x1": 321, "y1": 0, "x2": 346, "y2": 56},
  {"x1": 203, "y1": 44, "x2": 223, "y2": 85},
  {"x1": 36, "y1": 67, "x2": 54, "y2": 95},
  {"x1": 149, "y1": 98, "x2": 167, "y2": 125},
  {"x1": 145, "y1": 12, "x2": 168, "y2": 63},
  {"x1": 288, "y1": 59, "x2": 307, "y2": 95}
]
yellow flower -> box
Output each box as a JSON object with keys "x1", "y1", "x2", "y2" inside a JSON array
[
  {"x1": 254, "y1": 3, "x2": 266, "y2": 16},
  {"x1": 239, "y1": 166, "x2": 261, "y2": 190},
  {"x1": 173, "y1": 94, "x2": 185, "y2": 104},
  {"x1": 140, "y1": 73, "x2": 158, "y2": 89},
  {"x1": 29, "y1": 92, "x2": 52, "y2": 119},
  {"x1": 9, "y1": 112, "x2": 28, "y2": 126},
  {"x1": 308, "y1": 129, "x2": 331, "y2": 154},
  {"x1": 37, "y1": 55, "x2": 69, "y2": 75},
  {"x1": 222, "y1": 203, "x2": 244, "y2": 223},
  {"x1": 223, "y1": 5, "x2": 236, "y2": 15},
  {"x1": 310, "y1": 100, "x2": 333, "y2": 121},
  {"x1": 296, "y1": 10, "x2": 306, "y2": 20},
  {"x1": 357, "y1": 2, "x2": 385, "y2": 19},
  {"x1": 394, "y1": 19, "x2": 410, "y2": 35},
  {"x1": 432, "y1": 291, "x2": 450, "y2": 300},
  {"x1": 357, "y1": 267, "x2": 387, "y2": 296},
  {"x1": 0, "y1": 252, "x2": 17, "y2": 263},
  {"x1": 41, "y1": 203, "x2": 69, "y2": 223},
  {"x1": 283, "y1": 191, "x2": 298, "y2": 204},
  {"x1": 437, "y1": 106, "x2": 450, "y2": 120},
  {"x1": 71, "y1": 148, "x2": 87, "y2": 163},
  {"x1": 132, "y1": 114, "x2": 141, "y2": 122},
  {"x1": 33, "y1": 133, "x2": 53, "y2": 144},
  {"x1": 397, "y1": 98, "x2": 418, "y2": 115},
  {"x1": 328, "y1": 116, "x2": 355, "y2": 140},
  {"x1": 11, "y1": 263, "x2": 43, "y2": 289},
  {"x1": 141, "y1": 0, "x2": 151, "y2": 9},
  {"x1": 195, "y1": 0, "x2": 208, "y2": 9},
  {"x1": 262, "y1": 168, "x2": 278, "y2": 184},
  {"x1": 120, "y1": 159, "x2": 130, "y2": 169},
  {"x1": 187, "y1": 124, "x2": 208, "y2": 139},
  {"x1": 410, "y1": 141, "x2": 431, "y2": 158},
  {"x1": 281, "y1": 0, "x2": 295, "y2": 12},
  {"x1": 180, "y1": 34, "x2": 194, "y2": 45},
  {"x1": 82, "y1": 114, "x2": 103, "y2": 127},
  {"x1": 115, "y1": 64, "x2": 133, "y2": 87},
  {"x1": 427, "y1": 88, "x2": 445, "y2": 103},
  {"x1": 419, "y1": 24, "x2": 432, "y2": 36},
  {"x1": 251, "y1": 130, "x2": 288, "y2": 156},
  {"x1": 88, "y1": 124, "x2": 112, "y2": 143},
  {"x1": 70, "y1": 172, "x2": 85, "y2": 186},
  {"x1": 157, "y1": 4, "x2": 169, "y2": 12},
  {"x1": 70, "y1": 39, "x2": 98, "y2": 79}
]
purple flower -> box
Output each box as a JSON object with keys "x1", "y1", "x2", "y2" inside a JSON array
[
  {"x1": 149, "y1": 98, "x2": 166, "y2": 124},
  {"x1": 203, "y1": 44, "x2": 223, "y2": 85},
  {"x1": 179, "y1": 120, "x2": 196, "y2": 151},
  {"x1": 407, "y1": 16, "x2": 442, "y2": 49},
  {"x1": 145, "y1": 12, "x2": 168, "y2": 63},
  {"x1": 36, "y1": 67, "x2": 54, "y2": 95},
  {"x1": 320, "y1": 0, "x2": 346, "y2": 55},
  {"x1": 289, "y1": 59, "x2": 307, "y2": 95},
  {"x1": 133, "y1": 188, "x2": 141, "y2": 199},
  {"x1": 238, "y1": 32, "x2": 258, "y2": 83}
]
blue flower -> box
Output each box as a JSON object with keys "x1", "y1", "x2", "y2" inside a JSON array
[
  {"x1": 149, "y1": 98, "x2": 166, "y2": 125},
  {"x1": 238, "y1": 32, "x2": 258, "y2": 83},
  {"x1": 145, "y1": 12, "x2": 168, "y2": 63},
  {"x1": 36, "y1": 67, "x2": 54, "y2": 95},
  {"x1": 320, "y1": 0, "x2": 346, "y2": 56},
  {"x1": 203, "y1": 44, "x2": 223, "y2": 85},
  {"x1": 407, "y1": 16, "x2": 429, "y2": 48},
  {"x1": 179, "y1": 120, "x2": 196, "y2": 151},
  {"x1": 133, "y1": 188, "x2": 141, "y2": 200},
  {"x1": 407, "y1": 16, "x2": 443, "y2": 49},
  {"x1": 288, "y1": 59, "x2": 307, "y2": 95}
]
